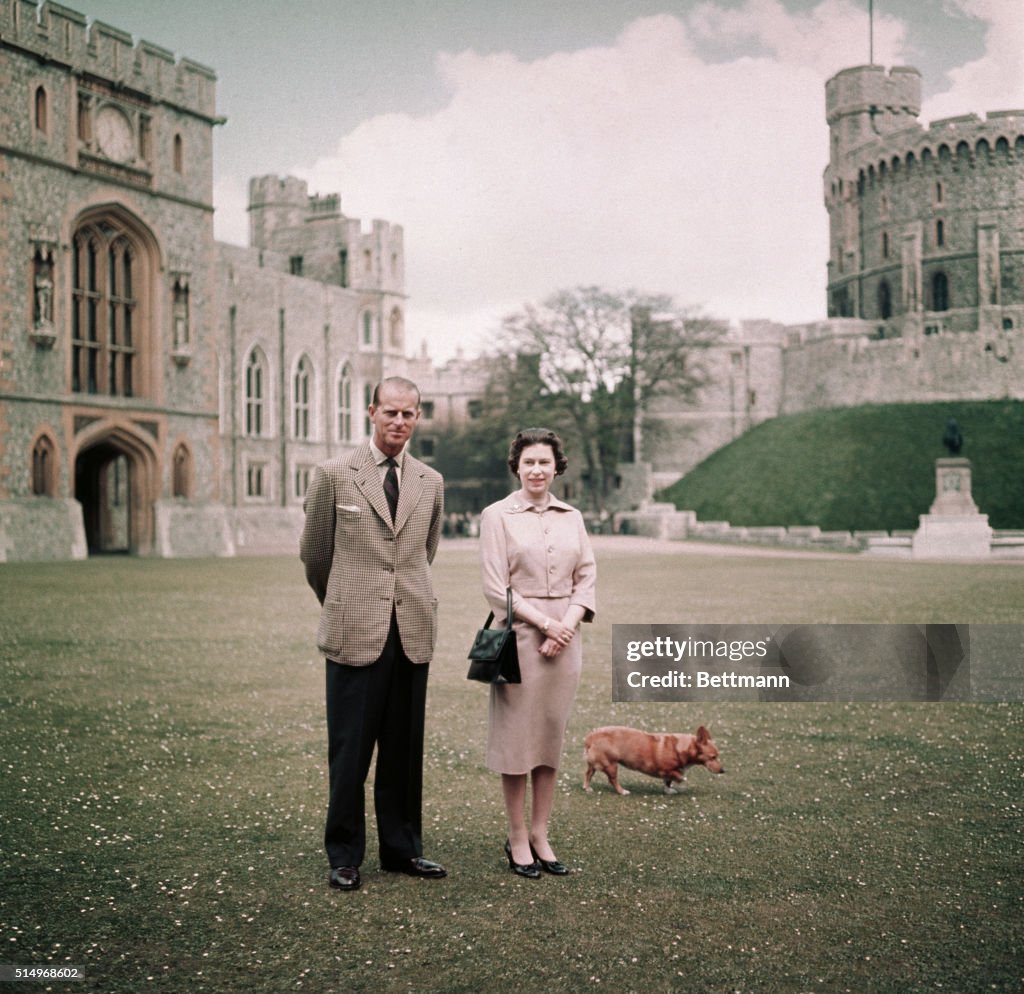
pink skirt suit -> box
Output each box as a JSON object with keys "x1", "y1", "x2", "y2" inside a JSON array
[{"x1": 479, "y1": 493, "x2": 597, "y2": 774}]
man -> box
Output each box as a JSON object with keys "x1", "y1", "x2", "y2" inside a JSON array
[{"x1": 300, "y1": 376, "x2": 446, "y2": 891}]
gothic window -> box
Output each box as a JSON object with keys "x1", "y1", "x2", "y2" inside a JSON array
[
  {"x1": 245, "y1": 348, "x2": 268, "y2": 436},
  {"x1": 364, "y1": 383, "x2": 373, "y2": 437},
  {"x1": 364, "y1": 249, "x2": 372, "y2": 274},
  {"x1": 936, "y1": 219, "x2": 945, "y2": 248},
  {"x1": 31, "y1": 434, "x2": 57, "y2": 496},
  {"x1": 293, "y1": 354, "x2": 313, "y2": 440},
  {"x1": 932, "y1": 272, "x2": 950, "y2": 312},
  {"x1": 338, "y1": 249, "x2": 349, "y2": 288},
  {"x1": 172, "y1": 443, "x2": 192, "y2": 498},
  {"x1": 882, "y1": 232, "x2": 889, "y2": 259},
  {"x1": 289, "y1": 256, "x2": 304, "y2": 276},
  {"x1": 878, "y1": 281, "x2": 892, "y2": 321},
  {"x1": 34, "y1": 85, "x2": 47, "y2": 133},
  {"x1": 935, "y1": 181, "x2": 943, "y2": 204},
  {"x1": 337, "y1": 364, "x2": 353, "y2": 442},
  {"x1": 71, "y1": 219, "x2": 142, "y2": 397},
  {"x1": 173, "y1": 133, "x2": 184, "y2": 174},
  {"x1": 362, "y1": 310, "x2": 374, "y2": 347},
  {"x1": 389, "y1": 307, "x2": 403, "y2": 349}
]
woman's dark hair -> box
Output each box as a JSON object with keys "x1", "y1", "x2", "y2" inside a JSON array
[{"x1": 507, "y1": 428, "x2": 568, "y2": 476}]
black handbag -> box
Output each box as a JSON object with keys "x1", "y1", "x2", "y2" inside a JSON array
[{"x1": 466, "y1": 587, "x2": 521, "y2": 684}]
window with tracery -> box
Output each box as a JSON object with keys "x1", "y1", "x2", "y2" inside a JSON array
[
  {"x1": 293, "y1": 355, "x2": 313, "y2": 440},
  {"x1": 71, "y1": 220, "x2": 141, "y2": 397},
  {"x1": 337, "y1": 364, "x2": 353, "y2": 442},
  {"x1": 245, "y1": 349, "x2": 267, "y2": 436},
  {"x1": 31, "y1": 435, "x2": 56, "y2": 496}
]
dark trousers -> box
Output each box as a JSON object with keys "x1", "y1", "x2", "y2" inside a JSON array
[{"x1": 324, "y1": 615, "x2": 428, "y2": 868}]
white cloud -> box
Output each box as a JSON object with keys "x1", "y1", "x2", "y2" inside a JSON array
[
  {"x1": 923, "y1": 0, "x2": 1024, "y2": 120},
  {"x1": 213, "y1": 175, "x2": 249, "y2": 246},
  {"x1": 205, "y1": 0, "x2": 1021, "y2": 361},
  {"x1": 299, "y1": 7, "x2": 879, "y2": 360}
]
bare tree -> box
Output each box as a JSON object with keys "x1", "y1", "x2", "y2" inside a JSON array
[{"x1": 487, "y1": 286, "x2": 722, "y2": 513}]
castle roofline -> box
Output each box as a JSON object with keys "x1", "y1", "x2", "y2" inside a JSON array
[
  {"x1": 0, "y1": 1, "x2": 219, "y2": 119},
  {"x1": 827, "y1": 64, "x2": 921, "y2": 83}
]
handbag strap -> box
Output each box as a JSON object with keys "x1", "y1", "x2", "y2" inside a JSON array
[{"x1": 481, "y1": 588, "x2": 514, "y2": 632}]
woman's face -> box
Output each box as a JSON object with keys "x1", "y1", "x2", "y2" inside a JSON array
[{"x1": 517, "y1": 442, "x2": 557, "y2": 499}]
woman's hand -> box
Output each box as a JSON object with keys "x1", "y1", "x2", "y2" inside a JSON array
[
  {"x1": 538, "y1": 636, "x2": 562, "y2": 658},
  {"x1": 545, "y1": 619, "x2": 576, "y2": 647}
]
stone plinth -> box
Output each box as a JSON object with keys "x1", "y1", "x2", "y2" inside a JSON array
[{"x1": 911, "y1": 458, "x2": 992, "y2": 559}]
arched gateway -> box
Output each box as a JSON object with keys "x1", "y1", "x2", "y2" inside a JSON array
[{"x1": 73, "y1": 422, "x2": 159, "y2": 556}]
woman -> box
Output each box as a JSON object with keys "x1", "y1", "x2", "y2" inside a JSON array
[{"x1": 479, "y1": 428, "x2": 596, "y2": 877}]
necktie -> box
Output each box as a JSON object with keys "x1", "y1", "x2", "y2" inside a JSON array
[{"x1": 383, "y1": 457, "x2": 399, "y2": 522}]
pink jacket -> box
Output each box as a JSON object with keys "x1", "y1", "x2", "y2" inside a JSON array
[{"x1": 479, "y1": 492, "x2": 596, "y2": 624}]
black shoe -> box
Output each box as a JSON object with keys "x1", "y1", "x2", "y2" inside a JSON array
[
  {"x1": 505, "y1": 840, "x2": 540, "y2": 879},
  {"x1": 380, "y1": 856, "x2": 447, "y2": 878},
  {"x1": 329, "y1": 866, "x2": 361, "y2": 891},
  {"x1": 530, "y1": 842, "x2": 569, "y2": 876}
]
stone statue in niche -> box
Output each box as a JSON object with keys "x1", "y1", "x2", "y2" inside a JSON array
[
  {"x1": 33, "y1": 253, "x2": 54, "y2": 327},
  {"x1": 173, "y1": 277, "x2": 190, "y2": 350}
]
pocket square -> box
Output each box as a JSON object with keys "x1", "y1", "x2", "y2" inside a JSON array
[{"x1": 336, "y1": 504, "x2": 361, "y2": 514}]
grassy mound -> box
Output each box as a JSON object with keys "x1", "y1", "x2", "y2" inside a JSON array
[{"x1": 658, "y1": 401, "x2": 1024, "y2": 531}]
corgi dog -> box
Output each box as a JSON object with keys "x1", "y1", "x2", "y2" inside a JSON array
[{"x1": 583, "y1": 725, "x2": 724, "y2": 795}]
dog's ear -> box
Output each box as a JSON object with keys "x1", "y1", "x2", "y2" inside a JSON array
[{"x1": 696, "y1": 725, "x2": 709, "y2": 743}]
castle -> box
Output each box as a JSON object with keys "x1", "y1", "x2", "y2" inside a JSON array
[
  {"x1": 1, "y1": 3, "x2": 1022, "y2": 559},
  {"x1": 641, "y1": 64, "x2": 1024, "y2": 491},
  {"x1": 0, "y1": 1, "x2": 479, "y2": 559}
]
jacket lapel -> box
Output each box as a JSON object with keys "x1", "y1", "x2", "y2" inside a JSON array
[
  {"x1": 352, "y1": 447, "x2": 395, "y2": 530},
  {"x1": 393, "y1": 459, "x2": 424, "y2": 535}
]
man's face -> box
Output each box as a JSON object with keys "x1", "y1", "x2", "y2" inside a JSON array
[{"x1": 369, "y1": 385, "x2": 420, "y2": 456}]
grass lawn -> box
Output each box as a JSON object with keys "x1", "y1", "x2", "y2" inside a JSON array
[{"x1": 1, "y1": 540, "x2": 1021, "y2": 993}]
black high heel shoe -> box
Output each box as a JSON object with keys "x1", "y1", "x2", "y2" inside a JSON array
[
  {"x1": 505, "y1": 839, "x2": 540, "y2": 879},
  {"x1": 530, "y1": 842, "x2": 569, "y2": 876}
]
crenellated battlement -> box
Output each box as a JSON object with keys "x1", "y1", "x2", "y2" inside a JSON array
[
  {"x1": 0, "y1": 0, "x2": 218, "y2": 119},
  {"x1": 841, "y1": 109, "x2": 1024, "y2": 182}
]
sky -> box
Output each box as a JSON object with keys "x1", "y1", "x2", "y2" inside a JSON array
[{"x1": 74, "y1": 1, "x2": 1024, "y2": 360}]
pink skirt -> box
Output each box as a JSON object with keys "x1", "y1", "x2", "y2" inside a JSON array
[{"x1": 486, "y1": 595, "x2": 583, "y2": 774}]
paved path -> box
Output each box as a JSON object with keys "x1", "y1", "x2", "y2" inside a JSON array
[{"x1": 440, "y1": 535, "x2": 854, "y2": 560}]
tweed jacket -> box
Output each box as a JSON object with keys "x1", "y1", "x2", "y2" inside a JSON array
[{"x1": 300, "y1": 442, "x2": 444, "y2": 665}]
